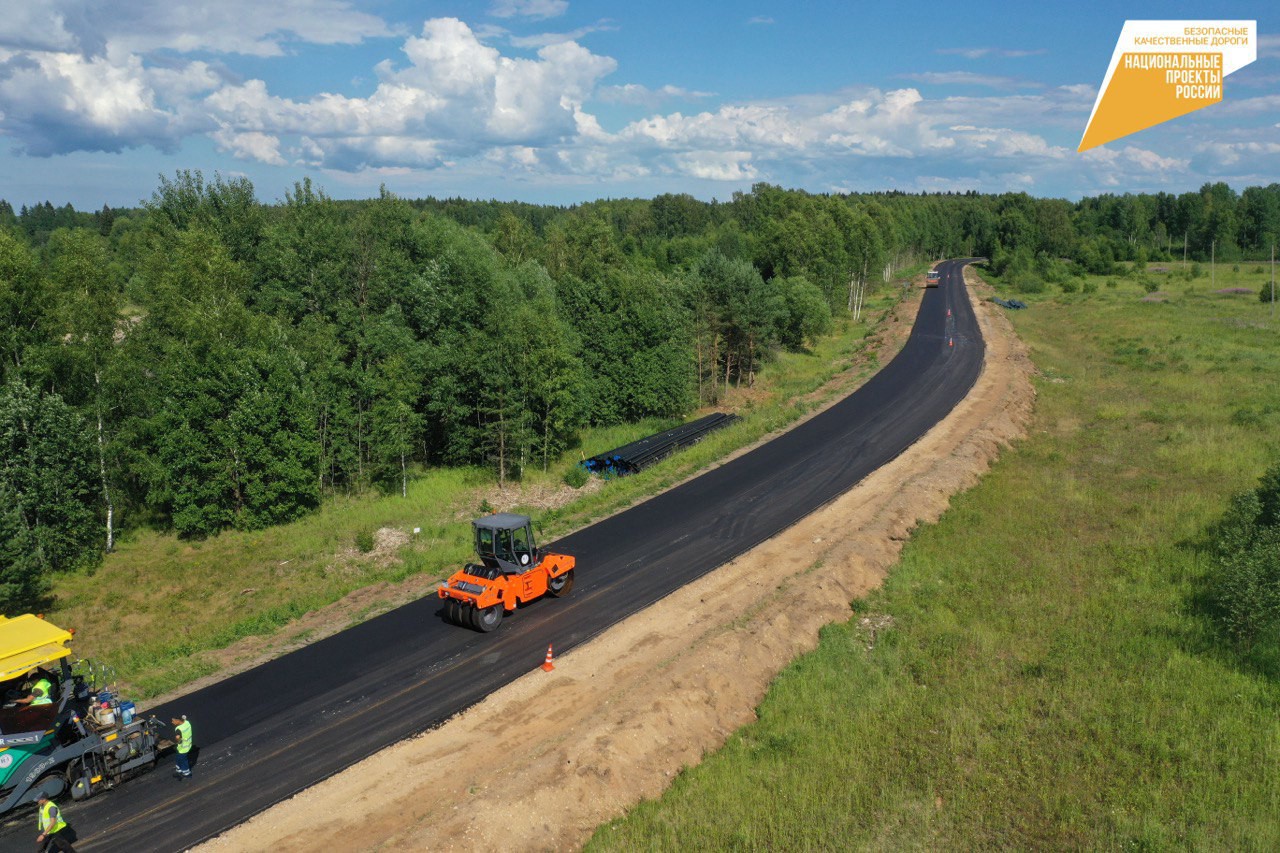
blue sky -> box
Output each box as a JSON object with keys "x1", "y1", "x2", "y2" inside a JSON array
[{"x1": 0, "y1": 0, "x2": 1275, "y2": 210}]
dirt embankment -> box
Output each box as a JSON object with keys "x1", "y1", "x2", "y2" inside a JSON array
[{"x1": 202, "y1": 270, "x2": 1035, "y2": 852}]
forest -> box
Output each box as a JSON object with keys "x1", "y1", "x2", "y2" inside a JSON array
[{"x1": 0, "y1": 175, "x2": 1277, "y2": 611}]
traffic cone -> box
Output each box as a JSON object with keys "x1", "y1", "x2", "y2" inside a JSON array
[
  {"x1": 541, "y1": 643, "x2": 555, "y2": 672},
  {"x1": 949, "y1": 338, "x2": 954, "y2": 347}
]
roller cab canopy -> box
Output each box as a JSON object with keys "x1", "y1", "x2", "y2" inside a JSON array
[
  {"x1": 472, "y1": 513, "x2": 532, "y2": 532},
  {"x1": 0, "y1": 615, "x2": 72, "y2": 683},
  {"x1": 472, "y1": 514, "x2": 538, "y2": 573}
]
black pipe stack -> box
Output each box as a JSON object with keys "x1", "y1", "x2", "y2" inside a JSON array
[{"x1": 583, "y1": 412, "x2": 740, "y2": 477}]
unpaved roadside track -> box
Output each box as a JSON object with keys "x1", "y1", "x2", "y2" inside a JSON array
[{"x1": 202, "y1": 268, "x2": 1034, "y2": 852}]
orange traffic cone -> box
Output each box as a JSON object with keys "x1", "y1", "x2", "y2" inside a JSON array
[{"x1": 541, "y1": 643, "x2": 555, "y2": 672}]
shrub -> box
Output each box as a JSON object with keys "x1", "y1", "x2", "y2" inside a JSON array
[
  {"x1": 354, "y1": 529, "x2": 376, "y2": 553},
  {"x1": 1012, "y1": 273, "x2": 1046, "y2": 294},
  {"x1": 1205, "y1": 464, "x2": 1280, "y2": 647},
  {"x1": 1105, "y1": 279, "x2": 1118, "y2": 289},
  {"x1": 1082, "y1": 280, "x2": 1099, "y2": 294},
  {"x1": 1141, "y1": 277, "x2": 1160, "y2": 293},
  {"x1": 1059, "y1": 279, "x2": 1079, "y2": 294},
  {"x1": 563, "y1": 465, "x2": 590, "y2": 488},
  {"x1": 1230, "y1": 407, "x2": 1275, "y2": 429}
]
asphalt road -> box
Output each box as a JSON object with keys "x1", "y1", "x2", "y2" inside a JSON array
[{"x1": 2, "y1": 259, "x2": 983, "y2": 851}]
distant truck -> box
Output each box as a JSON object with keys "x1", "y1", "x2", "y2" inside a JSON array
[
  {"x1": 0, "y1": 615, "x2": 164, "y2": 814},
  {"x1": 926, "y1": 269, "x2": 941, "y2": 287}
]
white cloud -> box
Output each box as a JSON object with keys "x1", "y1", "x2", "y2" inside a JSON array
[
  {"x1": 0, "y1": 0, "x2": 392, "y2": 58},
  {"x1": 0, "y1": 0, "x2": 392, "y2": 155},
  {"x1": 623, "y1": 105, "x2": 795, "y2": 150},
  {"x1": 116, "y1": 1, "x2": 392, "y2": 57},
  {"x1": 508, "y1": 21, "x2": 618, "y2": 49},
  {"x1": 936, "y1": 47, "x2": 1048, "y2": 59},
  {"x1": 0, "y1": 8, "x2": 1240, "y2": 198},
  {"x1": 1119, "y1": 147, "x2": 1187, "y2": 172},
  {"x1": 204, "y1": 18, "x2": 616, "y2": 169},
  {"x1": 1058, "y1": 83, "x2": 1095, "y2": 98},
  {"x1": 399, "y1": 18, "x2": 502, "y2": 101},
  {"x1": 593, "y1": 88, "x2": 965, "y2": 181},
  {"x1": 1259, "y1": 34, "x2": 1280, "y2": 59},
  {"x1": 0, "y1": 47, "x2": 200, "y2": 155},
  {"x1": 491, "y1": 40, "x2": 616, "y2": 138},
  {"x1": 1181, "y1": 126, "x2": 1280, "y2": 186},
  {"x1": 309, "y1": 135, "x2": 447, "y2": 171},
  {"x1": 674, "y1": 150, "x2": 756, "y2": 181},
  {"x1": 198, "y1": 66, "x2": 1125, "y2": 189},
  {"x1": 948, "y1": 125, "x2": 1065, "y2": 158},
  {"x1": 747, "y1": 16, "x2": 775, "y2": 26},
  {"x1": 487, "y1": 145, "x2": 545, "y2": 170},
  {"x1": 489, "y1": 0, "x2": 569, "y2": 21},
  {"x1": 596, "y1": 83, "x2": 715, "y2": 106},
  {"x1": 1192, "y1": 140, "x2": 1280, "y2": 169},
  {"x1": 1217, "y1": 93, "x2": 1280, "y2": 116},
  {"x1": 901, "y1": 71, "x2": 1043, "y2": 90},
  {"x1": 1234, "y1": 72, "x2": 1280, "y2": 89},
  {"x1": 145, "y1": 60, "x2": 222, "y2": 98},
  {"x1": 212, "y1": 126, "x2": 286, "y2": 165},
  {"x1": 0, "y1": 6, "x2": 80, "y2": 52},
  {"x1": 1078, "y1": 144, "x2": 1186, "y2": 171},
  {"x1": 825, "y1": 88, "x2": 956, "y2": 155},
  {"x1": 923, "y1": 87, "x2": 1094, "y2": 134}
]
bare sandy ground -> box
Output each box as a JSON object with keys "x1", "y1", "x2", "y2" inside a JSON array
[{"x1": 201, "y1": 269, "x2": 1035, "y2": 852}]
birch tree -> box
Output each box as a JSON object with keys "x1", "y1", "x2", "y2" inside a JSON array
[
  {"x1": 845, "y1": 212, "x2": 884, "y2": 321},
  {"x1": 45, "y1": 228, "x2": 124, "y2": 551}
]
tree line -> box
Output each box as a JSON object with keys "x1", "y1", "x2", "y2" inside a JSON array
[{"x1": 1, "y1": 174, "x2": 1277, "y2": 611}]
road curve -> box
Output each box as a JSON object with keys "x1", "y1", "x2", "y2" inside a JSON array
[{"x1": 0, "y1": 259, "x2": 983, "y2": 852}]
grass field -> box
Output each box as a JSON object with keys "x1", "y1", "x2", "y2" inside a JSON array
[
  {"x1": 587, "y1": 264, "x2": 1280, "y2": 849},
  {"x1": 47, "y1": 277, "x2": 921, "y2": 700}
]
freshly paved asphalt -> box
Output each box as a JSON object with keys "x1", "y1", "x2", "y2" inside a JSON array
[{"x1": 1, "y1": 260, "x2": 983, "y2": 851}]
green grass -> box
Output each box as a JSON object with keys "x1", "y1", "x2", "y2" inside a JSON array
[
  {"x1": 47, "y1": 278, "x2": 919, "y2": 700},
  {"x1": 586, "y1": 269, "x2": 1280, "y2": 849},
  {"x1": 55, "y1": 467, "x2": 484, "y2": 696}
]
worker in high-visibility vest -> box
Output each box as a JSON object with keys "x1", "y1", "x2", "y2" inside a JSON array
[
  {"x1": 15, "y1": 670, "x2": 53, "y2": 707},
  {"x1": 34, "y1": 791, "x2": 76, "y2": 852},
  {"x1": 30, "y1": 676, "x2": 53, "y2": 705},
  {"x1": 171, "y1": 715, "x2": 194, "y2": 778}
]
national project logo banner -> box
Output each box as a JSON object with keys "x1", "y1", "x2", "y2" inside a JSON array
[{"x1": 1079, "y1": 20, "x2": 1258, "y2": 151}]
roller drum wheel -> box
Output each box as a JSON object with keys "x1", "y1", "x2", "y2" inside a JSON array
[
  {"x1": 548, "y1": 569, "x2": 575, "y2": 597},
  {"x1": 475, "y1": 604, "x2": 502, "y2": 632}
]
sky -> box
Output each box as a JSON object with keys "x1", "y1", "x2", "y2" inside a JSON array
[{"x1": 0, "y1": 0, "x2": 1275, "y2": 211}]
